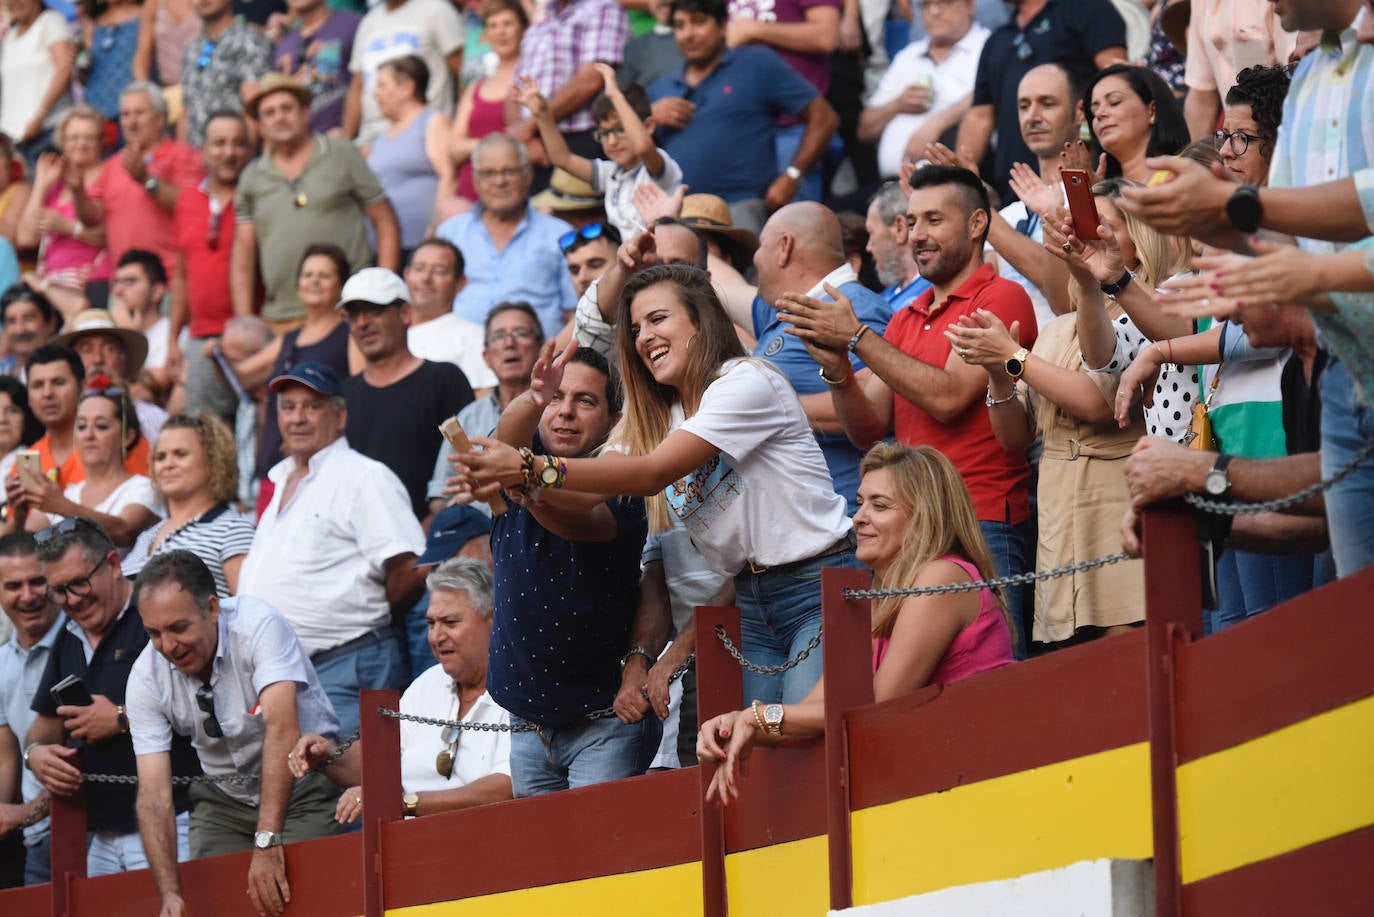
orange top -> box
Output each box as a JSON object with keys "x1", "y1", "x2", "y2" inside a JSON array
[{"x1": 32, "y1": 434, "x2": 151, "y2": 488}]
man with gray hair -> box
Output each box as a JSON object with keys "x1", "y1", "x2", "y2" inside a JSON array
[
  {"x1": 128, "y1": 550, "x2": 339, "y2": 917},
  {"x1": 74, "y1": 82, "x2": 205, "y2": 283},
  {"x1": 435, "y1": 134, "x2": 577, "y2": 337},
  {"x1": 289, "y1": 556, "x2": 513, "y2": 821},
  {"x1": 865, "y1": 181, "x2": 930, "y2": 312}
]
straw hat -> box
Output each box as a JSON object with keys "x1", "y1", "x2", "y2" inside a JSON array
[
  {"x1": 246, "y1": 72, "x2": 314, "y2": 120},
  {"x1": 53, "y1": 310, "x2": 149, "y2": 378},
  {"x1": 679, "y1": 194, "x2": 759, "y2": 270},
  {"x1": 531, "y1": 169, "x2": 604, "y2": 212},
  {"x1": 1160, "y1": 0, "x2": 1191, "y2": 55}
]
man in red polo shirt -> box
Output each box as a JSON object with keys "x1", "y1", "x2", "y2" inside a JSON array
[
  {"x1": 171, "y1": 111, "x2": 253, "y2": 419},
  {"x1": 72, "y1": 82, "x2": 205, "y2": 288},
  {"x1": 780, "y1": 164, "x2": 1038, "y2": 656}
]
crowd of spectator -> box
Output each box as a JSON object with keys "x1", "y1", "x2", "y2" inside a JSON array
[{"x1": 0, "y1": 0, "x2": 1372, "y2": 910}]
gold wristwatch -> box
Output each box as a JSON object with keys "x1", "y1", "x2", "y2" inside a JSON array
[
  {"x1": 402, "y1": 791, "x2": 420, "y2": 817},
  {"x1": 1004, "y1": 347, "x2": 1030, "y2": 379}
]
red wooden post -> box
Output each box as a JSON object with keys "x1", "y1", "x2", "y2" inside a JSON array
[
  {"x1": 822, "y1": 566, "x2": 876, "y2": 911},
  {"x1": 1140, "y1": 505, "x2": 1204, "y2": 917},
  {"x1": 694, "y1": 603, "x2": 743, "y2": 917},
  {"x1": 358, "y1": 689, "x2": 402, "y2": 917},
  {"x1": 49, "y1": 781, "x2": 87, "y2": 917}
]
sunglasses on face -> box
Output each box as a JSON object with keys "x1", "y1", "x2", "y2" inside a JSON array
[{"x1": 558, "y1": 223, "x2": 607, "y2": 252}]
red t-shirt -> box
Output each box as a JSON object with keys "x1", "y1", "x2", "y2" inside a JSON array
[
  {"x1": 173, "y1": 186, "x2": 235, "y2": 337},
  {"x1": 89, "y1": 139, "x2": 206, "y2": 281},
  {"x1": 884, "y1": 263, "x2": 1038, "y2": 525}
]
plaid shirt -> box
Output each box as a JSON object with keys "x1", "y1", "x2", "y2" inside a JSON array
[{"x1": 516, "y1": 0, "x2": 630, "y2": 133}]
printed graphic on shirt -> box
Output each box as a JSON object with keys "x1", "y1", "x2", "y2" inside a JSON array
[{"x1": 666, "y1": 454, "x2": 743, "y2": 536}]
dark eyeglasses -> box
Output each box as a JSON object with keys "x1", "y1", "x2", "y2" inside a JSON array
[
  {"x1": 1012, "y1": 31, "x2": 1033, "y2": 61},
  {"x1": 1213, "y1": 129, "x2": 1266, "y2": 157},
  {"x1": 43, "y1": 554, "x2": 107, "y2": 605},
  {"x1": 559, "y1": 223, "x2": 606, "y2": 252},
  {"x1": 196, "y1": 684, "x2": 224, "y2": 738},
  {"x1": 195, "y1": 40, "x2": 216, "y2": 72}
]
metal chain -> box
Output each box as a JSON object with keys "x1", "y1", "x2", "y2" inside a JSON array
[
  {"x1": 322, "y1": 729, "x2": 361, "y2": 766},
  {"x1": 842, "y1": 552, "x2": 1132, "y2": 600},
  {"x1": 714, "y1": 625, "x2": 823, "y2": 675},
  {"x1": 1184, "y1": 437, "x2": 1374, "y2": 516},
  {"x1": 82, "y1": 771, "x2": 259, "y2": 786}
]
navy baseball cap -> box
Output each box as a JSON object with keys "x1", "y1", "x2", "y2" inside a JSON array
[
  {"x1": 268, "y1": 361, "x2": 343, "y2": 397},
  {"x1": 416, "y1": 504, "x2": 492, "y2": 567}
]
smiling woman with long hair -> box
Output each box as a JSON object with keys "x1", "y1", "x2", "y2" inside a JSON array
[{"x1": 458, "y1": 264, "x2": 859, "y2": 705}]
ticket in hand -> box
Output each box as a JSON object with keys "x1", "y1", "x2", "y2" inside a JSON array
[{"x1": 438, "y1": 416, "x2": 507, "y2": 515}]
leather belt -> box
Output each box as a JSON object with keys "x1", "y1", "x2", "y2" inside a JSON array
[{"x1": 742, "y1": 530, "x2": 857, "y2": 577}]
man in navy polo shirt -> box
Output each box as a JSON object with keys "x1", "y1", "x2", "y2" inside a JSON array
[
  {"x1": 955, "y1": 0, "x2": 1125, "y2": 199},
  {"x1": 478, "y1": 348, "x2": 650, "y2": 797},
  {"x1": 23, "y1": 519, "x2": 201, "y2": 877},
  {"x1": 648, "y1": 0, "x2": 838, "y2": 235}
]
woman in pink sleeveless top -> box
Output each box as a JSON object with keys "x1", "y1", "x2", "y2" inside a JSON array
[
  {"x1": 698, "y1": 443, "x2": 1016, "y2": 803},
  {"x1": 450, "y1": 0, "x2": 527, "y2": 202}
]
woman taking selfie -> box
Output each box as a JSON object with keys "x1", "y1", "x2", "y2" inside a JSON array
[
  {"x1": 458, "y1": 264, "x2": 858, "y2": 705},
  {"x1": 696, "y1": 443, "x2": 1015, "y2": 804}
]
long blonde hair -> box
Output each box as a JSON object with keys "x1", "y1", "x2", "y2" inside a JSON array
[
  {"x1": 859, "y1": 443, "x2": 1014, "y2": 643},
  {"x1": 613, "y1": 264, "x2": 746, "y2": 532},
  {"x1": 1090, "y1": 178, "x2": 1191, "y2": 290}
]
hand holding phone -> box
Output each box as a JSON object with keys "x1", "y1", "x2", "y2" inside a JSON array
[
  {"x1": 15, "y1": 449, "x2": 42, "y2": 483},
  {"x1": 1061, "y1": 168, "x2": 1101, "y2": 241},
  {"x1": 51, "y1": 674, "x2": 95, "y2": 709},
  {"x1": 439, "y1": 416, "x2": 508, "y2": 515}
]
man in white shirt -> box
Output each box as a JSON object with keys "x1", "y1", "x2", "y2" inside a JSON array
[
  {"x1": 237, "y1": 362, "x2": 426, "y2": 737},
  {"x1": 858, "y1": 0, "x2": 990, "y2": 178},
  {"x1": 403, "y1": 239, "x2": 496, "y2": 394}
]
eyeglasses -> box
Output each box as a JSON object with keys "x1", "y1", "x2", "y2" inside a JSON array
[
  {"x1": 592, "y1": 125, "x2": 626, "y2": 143},
  {"x1": 196, "y1": 684, "x2": 224, "y2": 739},
  {"x1": 1213, "y1": 129, "x2": 1266, "y2": 157},
  {"x1": 436, "y1": 725, "x2": 460, "y2": 778},
  {"x1": 195, "y1": 40, "x2": 216, "y2": 71},
  {"x1": 43, "y1": 554, "x2": 107, "y2": 605},
  {"x1": 558, "y1": 223, "x2": 607, "y2": 252},
  {"x1": 1011, "y1": 31, "x2": 1033, "y2": 61},
  {"x1": 82, "y1": 385, "x2": 127, "y2": 399},
  {"x1": 485, "y1": 327, "x2": 539, "y2": 346},
  {"x1": 474, "y1": 167, "x2": 524, "y2": 182},
  {"x1": 918, "y1": 0, "x2": 963, "y2": 9}
]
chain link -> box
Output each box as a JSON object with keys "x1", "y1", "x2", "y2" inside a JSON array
[
  {"x1": 322, "y1": 729, "x2": 361, "y2": 765},
  {"x1": 1184, "y1": 437, "x2": 1374, "y2": 516},
  {"x1": 841, "y1": 552, "x2": 1132, "y2": 600},
  {"x1": 81, "y1": 771, "x2": 260, "y2": 786},
  {"x1": 713, "y1": 625, "x2": 823, "y2": 675}
]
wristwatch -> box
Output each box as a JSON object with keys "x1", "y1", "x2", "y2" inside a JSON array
[
  {"x1": 1004, "y1": 347, "x2": 1030, "y2": 379},
  {"x1": 1099, "y1": 270, "x2": 1133, "y2": 297},
  {"x1": 144, "y1": 176, "x2": 161, "y2": 196},
  {"x1": 253, "y1": 831, "x2": 282, "y2": 850},
  {"x1": 762, "y1": 703, "x2": 785, "y2": 737},
  {"x1": 1204, "y1": 454, "x2": 1234, "y2": 497},
  {"x1": 620, "y1": 646, "x2": 654, "y2": 669},
  {"x1": 402, "y1": 791, "x2": 420, "y2": 817},
  {"x1": 784, "y1": 165, "x2": 803, "y2": 183},
  {"x1": 1225, "y1": 184, "x2": 1262, "y2": 234},
  {"x1": 537, "y1": 457, "x2": 560, "y2": 488}
]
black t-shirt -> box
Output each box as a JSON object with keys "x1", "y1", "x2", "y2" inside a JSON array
[
  {"x1": 32, "y1": 600, "x2": 200, "y2": 834},
  {"x1": 1281, "y1": 348, "x2": 1328, "y2": 456},
  {"x1": 972, "y1": 0, "x2": 1127, "y2": 195},
  {"x1": 344, "y1": 360, "x2": 475, "y2": 519}
]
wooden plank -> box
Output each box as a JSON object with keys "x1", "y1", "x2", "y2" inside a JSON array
[{"x1": 360, "y1": 689, "x2": 402, "y2": 917}]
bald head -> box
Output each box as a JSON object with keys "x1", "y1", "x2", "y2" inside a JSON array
[
  {"x1": 754, "y1": 202, "x2": 848, "y2": 302},
  {"x1": 770, "y1": 202, "x2": 846, "y2": 262}
]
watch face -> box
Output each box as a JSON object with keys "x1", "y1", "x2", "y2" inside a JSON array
[
  {"x1": 1005, "y1": 358, "x2": 1024, "y2": 377},
  {"x1": 764, "y1": 703, "x2": 784, "y2": 725},
  {"x1": 539, "y1": 465, "x2": 559, "y2": 485},
  {"x1": 1204, "y1": 470, "x2": 1227, "y2": 496}
]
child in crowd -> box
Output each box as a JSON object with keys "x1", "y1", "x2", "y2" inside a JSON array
[{"x1": 516, "y1": 63, "x2": 683, "y2": 239}]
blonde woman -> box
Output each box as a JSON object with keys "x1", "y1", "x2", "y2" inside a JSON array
[{"x1": 696, "y1": 444, "x2": 1015, "y2": 804}]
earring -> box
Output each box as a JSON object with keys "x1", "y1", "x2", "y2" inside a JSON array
[{"x1": 686, "y1": 332, "x2": 699, "y2": 350}]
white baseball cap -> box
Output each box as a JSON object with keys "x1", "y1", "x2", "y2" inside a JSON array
[{"x1": 336, "y1": 267, "x2": 411, "y2": 311}]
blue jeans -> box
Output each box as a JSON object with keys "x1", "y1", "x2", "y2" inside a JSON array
[
  {"x1": 1320, "y1": 358, "x2": 1374, "y2": 578},
  {"x1": 311, "y1": 629, "x2": 406, "y2": 738},
  {"x1": 87, "y1": 811, "x2": 189, "y2": 877},
  {"x1": 978, "y1": 519, "x2": 1029, "y2": 660},
  {"x1": 508, "y1": 714, "x2": 650, "y2": 797},
  {"x1": 774, "y1": 123, "x2": 823, "y2": 203},
  {"x1": 24, "y1": 835, "x2": 49, "y2": 886},
  {"x1": 734, "y1": 546, "x2": 863, "y2": 706},
  {"x1": 1208, "y1": 547, "x2": 1314, "y2": 634}
]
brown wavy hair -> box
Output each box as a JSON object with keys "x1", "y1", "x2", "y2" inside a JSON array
[{"x1": 153, "y1": 414, "x2": 239, "y2": 504}]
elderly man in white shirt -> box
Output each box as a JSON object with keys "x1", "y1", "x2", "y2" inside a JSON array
[
  {"x1": 859, "y1": 0, "x2": 991, "y2": 179},
  {"x1": 237, "y1": 361, "x2": 427, "y2": 738},
  {"x1": 289, "y1": 557, "x2": 513, "y2": 822}
]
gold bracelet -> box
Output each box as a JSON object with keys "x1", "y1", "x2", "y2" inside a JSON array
[{"x1": 750, "y1": 699, "x2": 766, "y2": 734}]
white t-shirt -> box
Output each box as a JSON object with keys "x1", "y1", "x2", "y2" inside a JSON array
[
  {"x1": 406, "y1": 312, "x2": 497, "y2": 390},
  {"x1": 590, "y1": 149, "x2": 685, "y2": 239},
  {"x1": 349, "y1": 0, "x2": 466, "y2": 144},
  {"x1": 398, "y1": 664, "x2": 511, "y2": 796},
  {"x1": 866, "y1": 24, "x2": 989, "y2": 178},
  {"x1": 143, "y1": 315, "x2": 190, "y2": 373},
  {"x1": 51, "y1": 476, "x2": 163, "y2": 556},
  {"x1": 670, "y1": 359, "x2": 850, "y2": 575},
  {"x1": 0, "y1": 12, "x2": 74, "y2": 139}
]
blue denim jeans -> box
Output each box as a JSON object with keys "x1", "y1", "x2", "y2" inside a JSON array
[
  {"x1": 24, "y1": 835, "x2": 49, "y2": 886},
  {"x1": 1208, "y1": 547, "x2": 1314, "y2": 634},
  {"x1": 87, "y1": 811, "x2": 189, "y2": 877},
  {"x1": 734, "y1": 546, "x2": 863, "y2": 706},
  {"x1": 978, "y1": 519, "x2": 1029, "y2": 660},
  {"x1": 508, "y1": 714, "x2": 651, "y2": 797},
  {"x1": 311, "y1": 629, "x2": 406, "y2": 738},
  {"x1": 1320, "y1": 358, "x2": 1374, "y2": 578}
]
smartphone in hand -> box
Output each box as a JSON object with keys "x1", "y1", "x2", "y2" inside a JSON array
[
  {"x1": 51, "y1": 674, "x2": 95, "y2": 709},
  {"x1": 1061, "y1": 168, "x2": 1101, "y2": 241}
]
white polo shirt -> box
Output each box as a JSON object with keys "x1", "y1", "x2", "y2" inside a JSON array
[
  {"x1": 407, "y1": 312, "x2": 498, "y2": 391},
  {"x1": 868, "y1": 24, "x2": 990, "y2": 178},
  {"x1": 238, "y1": 437, "x2": 425, "y2": 655},
  {"x1": 399, "y1": 663, "x2": 511, "y2": 796}
]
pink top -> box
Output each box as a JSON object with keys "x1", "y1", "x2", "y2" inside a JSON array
[
  {"x1": 40, "y1": 184, "x2": 111, "y2": 281},
  {"x1": 457, "y1": 80, "x2": 508, "y2": 201},
  {"x1": 871, "y1": 555, "x2": 1014, "y2": 685}
]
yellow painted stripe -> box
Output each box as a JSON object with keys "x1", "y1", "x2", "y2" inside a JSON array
[
  {"x1": 724, "y1": 835, "x2": 830, "y2": 916},
  {"x1": 1178, "y1": 694, "x2": 1374, "y2": 884},
  {"x1": 385, "y1": 862, "x2": 702, "y2": 916},
  {"x1": 851, "y1": 743, "x2": 1152, "y2": 903}
]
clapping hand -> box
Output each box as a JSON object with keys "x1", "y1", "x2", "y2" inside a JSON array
[{"x1": 944, "y1": 311, "x2": 1021, "y2": 372}]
